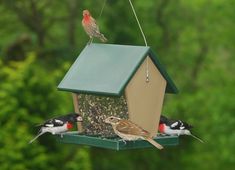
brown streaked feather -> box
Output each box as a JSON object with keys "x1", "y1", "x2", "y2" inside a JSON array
[
  {"x1": 90, "y1": 17, "x2": 99, "y2": 31},
  {"x1": 116, "y1": 120, "x2": 150, "y2": 138},
  {"x1": 146, "y1": 138, "x2": 163, "y2": 149}
]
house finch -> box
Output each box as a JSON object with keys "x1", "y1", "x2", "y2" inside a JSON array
[
  {"x1": 82, "y1": 9, "x2": 107, "y2": 44},
  {"x1": 159, "y1": 115, "x2": 204, "y2": 143},
  {"x1": 29, "y1": 113, "x2": 83, "y2": 144},
  {"x1": 105, "y1": 116, "x2": 163, "y2": 150}
]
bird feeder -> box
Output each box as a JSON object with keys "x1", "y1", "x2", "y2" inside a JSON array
[{"x1": 56, "y1": 43, "x2": 179, "y2": 150}]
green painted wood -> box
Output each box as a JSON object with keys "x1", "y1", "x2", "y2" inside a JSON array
[
  {"x1": 149, "y1": 50, "x2": 179, "y2": 94},
  {"x1": 58, "y1": 43, "x2": 178, "y2": 96},
  {"x1": 56, "y1": 134, "x2": 179, "y2": 150}
]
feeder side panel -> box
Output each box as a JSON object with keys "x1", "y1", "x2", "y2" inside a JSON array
[{"x1": 125, "y1": 56, "x2": 166, "y2": 136}]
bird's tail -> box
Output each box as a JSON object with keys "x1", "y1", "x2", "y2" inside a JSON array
[
  {"x1": 189, "y1": 133, "x2": 204, "y2": 143},
  {"x1": 99, "y1": 34, "x2": 107, "y2": 42},
  {"x1": 146, "y1": 138, "x2": 164, "y2": 150},
  {"x1": 28, "y1": 129, "x2": 45, "y2": 144}
]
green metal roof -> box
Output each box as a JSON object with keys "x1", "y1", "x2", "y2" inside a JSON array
[{"x1": 58, "y1": 43, "x2": 178, "y2": 96}]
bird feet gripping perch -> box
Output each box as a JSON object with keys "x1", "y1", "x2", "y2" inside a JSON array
[
  {"x1": 87, "y1": 37, "x2": 94, "y2": 45},
  {"x1": 118, "y1": 138, "x2": 127, "y2": 145}
]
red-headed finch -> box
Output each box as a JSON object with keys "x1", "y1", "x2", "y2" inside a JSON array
[{"x1": 82, "y1": 9, "x2": 107, "y2": 44}]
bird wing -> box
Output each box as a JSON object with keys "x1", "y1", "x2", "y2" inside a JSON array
[
  {"x1": 160, "y1": 115, "x2": 181, "y2": 129},
  {"x1": 169, "y1": 120, "x2": 193, "y2": 130},
  {"x1": 54, "y1": 119, "x2": 64, "y2": 125},
  {"x1": 167, "y1": 120, "x2": 180, "y2": 129},
  {"x1": 42, "y1": 113, "x2": 76, "y2": 127},
  {"x1": 182, "y1": 121, "x2": 193, "y2": 129},
  {"x1": 170, "y1": 121, "x2": 179, "y2": 128},
  {"x1": 116, "y1": 120, "x2": 149, "y2": 137},
  {"x1": 160, "y1": 115, "x2": 193, "y2": 130},
  {"x1": 43, "y1": 118, "x2": 64, "y2": 127},
  {"x1": 90, "y1": 17, "x2": 100, "y2": 33}
]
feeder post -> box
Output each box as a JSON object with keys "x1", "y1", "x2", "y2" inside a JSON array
[{"x1": 72, "y1": 93, "x2": 83, "y2": 132}]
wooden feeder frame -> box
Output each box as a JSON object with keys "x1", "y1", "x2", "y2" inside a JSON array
[{"x1": 57, "y1": 44, "x2": 179, "y2": 150}]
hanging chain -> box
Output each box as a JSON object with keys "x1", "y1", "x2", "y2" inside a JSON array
[
  {"x1": 98, "y1": 0, "x2": 107, "y2": 20},
  {"x1": 98, "y1": 0, "x2": 150, "y2": 82},
  {"x1": 128, "y1": 0, "x2": 148, "y2": 46},
  {"x1": 89, "y1": 0, "x2": 107, "y2": 44},
  {"x1": 128, "y1": 0, "x2": 149, "y2": 82}
]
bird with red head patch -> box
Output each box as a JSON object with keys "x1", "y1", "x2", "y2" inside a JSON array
[
  {"x1": 159, "y1": 115, "x2": 204, "y2": 143},
  {"x1": 82, "y1": 9, "x2": 107, "y2": 44},
  {"x1": 29, "y1": 113, "x2": 83, "y2": 144}
]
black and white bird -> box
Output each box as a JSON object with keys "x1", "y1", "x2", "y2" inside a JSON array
[
  {"x1": 158, "y1": 115, "x2": 204, "y2": 143},
  {"x1": 29, "y1": 113, "x2": 83, "y2": 144}
]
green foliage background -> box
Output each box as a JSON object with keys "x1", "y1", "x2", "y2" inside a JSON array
[{"x1": 0, "y1": 0, "x2": 234, "y2": 169}]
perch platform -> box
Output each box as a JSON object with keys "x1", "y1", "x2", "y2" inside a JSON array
[{"x1": 56, "y1": 133, "x2": 179, "y2": 150}]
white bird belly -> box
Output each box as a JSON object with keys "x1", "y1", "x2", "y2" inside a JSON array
[
  {"x1": 164, "y1": 126, "x2": 185, "y2": 136},
  {"x1": 44, "y1": 124, "x2": 68, "y2": 135}
]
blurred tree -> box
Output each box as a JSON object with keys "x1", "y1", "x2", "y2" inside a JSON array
[
  {"x1": 0, "y1": 0, "x2": 234, "y2": 169},
  {"x1": 2, "y1": 0, "x2": 51, "y2": 47},
  {"x1": 67, "y1": 0, "x2": 79, "y2": 48},
  {"x1": 3, "y1": 33, "x2": 32, "y2": 62},
  {"x1": 0, "y1": 55, "x2": 91, "y2": 170}
]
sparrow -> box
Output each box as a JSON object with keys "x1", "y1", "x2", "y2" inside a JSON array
[
  {"x1": 29, "y1": 113, "x2": 83, "y2": 144},
  {"x1": 159, "y1": 115, "x2": 204, "y2": 143},
  {"x1": 105, "y1": 116, "x2": 163, "y2": 150},
  {"x1": 82, "y1": 9, "x2": 107, "y2": 44}
]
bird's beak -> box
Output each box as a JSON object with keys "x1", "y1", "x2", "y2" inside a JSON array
[{"x1": 77, "y1": 116, "x2": 83, "y2": 122}]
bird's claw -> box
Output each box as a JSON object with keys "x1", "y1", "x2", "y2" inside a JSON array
[
  {"x1": 119, "y1": 139, "x2": 127, "y2": 145},
  {"x1": 87, "y1": 38, "x2": 93, "y2": 45},
  {"x1": 157, "y1": 133, "x2": 166, "y2": 137}
]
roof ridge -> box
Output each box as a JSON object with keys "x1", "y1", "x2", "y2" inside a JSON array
[{"x1": 58, "y1": 44, "x2": 178, "y2": 95}]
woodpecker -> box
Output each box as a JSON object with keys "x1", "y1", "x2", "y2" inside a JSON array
[
  {"x1": 29, "y1": 113, "x2": 83, "y2": 144},
  {"x1": 159, "y1": 115, "x2": 204, "y2": 143}
]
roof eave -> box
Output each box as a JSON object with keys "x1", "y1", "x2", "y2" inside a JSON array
[
  {"x1": 148, "y1": 49, "x2": 179, "y2": 94},
  {"x1": 57, "y1": 87, "x2": 122, "y2": 97},
  {"x1": 118, "y1": 46, "x2": 151, "y2": 95}
]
